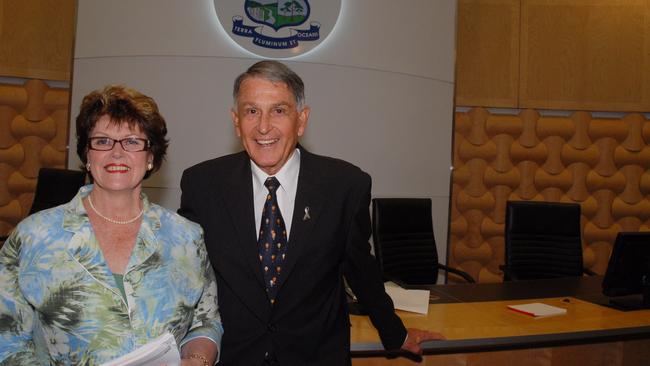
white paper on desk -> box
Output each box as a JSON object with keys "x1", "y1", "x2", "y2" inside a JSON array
[
  {"x1": 384, "y1": 281, "x2": 430, "y2": 315},
  {"x1": 507, "y1": 302, "x2": 567, "y2": 318},
  {"x1": 100, "y1": 332, "x2": 181, "y2": 366}
]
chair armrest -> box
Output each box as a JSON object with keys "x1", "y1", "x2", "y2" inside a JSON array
[
  {"x1": 583, "y1": 267, "x2": 597, "y2": 276},
  {"x1": 499, "y1": 264, "x2": 520, "y2": 281},
  {"x1": 440, "y1": 263, "x2": 475, "y2": 283},
  {"x1": 382, "y1": 274, "x2": 409, "y2": 288}
]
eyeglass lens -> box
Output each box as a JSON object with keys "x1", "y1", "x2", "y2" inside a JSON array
[{"x1": 89, "y1": 137, "x2": 148, "y2": 151}]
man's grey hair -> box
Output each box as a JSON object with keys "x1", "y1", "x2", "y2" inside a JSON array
[{"x1": 233, "y1": 60, "x2": 306, "y2": 110}]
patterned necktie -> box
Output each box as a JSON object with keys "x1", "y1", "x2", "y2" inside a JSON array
[{"x1": 257, "y1": 177, "x2": 288, "y2": 304}]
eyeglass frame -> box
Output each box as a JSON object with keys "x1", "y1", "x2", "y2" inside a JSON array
[{"x1": 87, "y1": 137, "x2": 151, "y2": 152}]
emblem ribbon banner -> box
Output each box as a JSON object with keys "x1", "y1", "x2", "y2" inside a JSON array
[{"x1": 232, "y1": 17, "x2": 320, "y2": 49}]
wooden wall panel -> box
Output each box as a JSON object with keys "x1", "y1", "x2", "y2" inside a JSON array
[
  {"x1": 520, "y1": 0, "x2": 650, "y2": 111},
  {"x1": 0, "y1": 0, "x2": 75, "y2": 238},
  {"x1": 456, "y1": 0, "x2": 520, "y2": 108},
  {"x1": 0, "y1": 0, "x2": 76, "y2": 81},
  {"x1": 457, "y1": 0, "x2": 650, "y2": 111},
  {"x1": 0, "y1": 81, "x2": 69, "y2": 237},
  {"x1": 450, "y1": 107, "x2": 650, "y2": 283}
]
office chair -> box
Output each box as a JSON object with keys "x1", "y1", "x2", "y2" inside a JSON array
[
  {"x1": 0, "y1": 167, "x2": 86, "y2": 243},
  {"x1": 27, "y1": 168, "x2": 87, "y2": 214},
  {"x1": 371, "y1": 198, "x2": 475, "y2": 285},
  {"x1": 501, "y1": 200, "x2": 595, "y2": 281}
]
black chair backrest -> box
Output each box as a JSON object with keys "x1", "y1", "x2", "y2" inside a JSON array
[
  {"x1": 504, "y1": 200, "x2": 584, "y2": 280},
  {"x1": 372, "y1": 198, "x2": 440, "y2": 285},
  {"x1": 29, "y1": 168, "x2": 86, "y2": 214}
]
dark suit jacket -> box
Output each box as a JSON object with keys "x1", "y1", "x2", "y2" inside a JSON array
[{"x1": 179, "y1": 147, "x2": 407, "y2": 366}]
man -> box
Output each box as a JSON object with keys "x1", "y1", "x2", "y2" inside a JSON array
[{"x1": 179, "y1": 60, "x2": 443, "y2": 365}]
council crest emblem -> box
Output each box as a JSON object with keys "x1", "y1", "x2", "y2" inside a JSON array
[
  {"x1": 214, "y1": 0, "x2": 342, "y2": 58},
  {"x1": 245, "y1": 0, "x2": 311, "y2": 31}
]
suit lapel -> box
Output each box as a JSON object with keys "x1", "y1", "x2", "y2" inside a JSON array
[
  {"x1": 219, "y1": 149, "x2": 326, "y2": 306},
  {"x1": 275, "y1": 149, "x2": 325, "y2": 292},
  {"x1": 220, "y1": 154, "x2": 266, "y2": 290}
]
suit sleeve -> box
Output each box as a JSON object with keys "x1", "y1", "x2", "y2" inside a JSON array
[
  {"x1": 178, "y1": 169, "x2": 200, "y2": 224},
  {"x1": 180, "y1": 230, "x2": 223, "y2": 359},
  {"x1": 342, "y1": 173, "x2": 407, "y2": 350}
]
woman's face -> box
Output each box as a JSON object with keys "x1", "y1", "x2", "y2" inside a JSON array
[{"x1": 86, "y1": 115, "x2": 152, "y2": 195}]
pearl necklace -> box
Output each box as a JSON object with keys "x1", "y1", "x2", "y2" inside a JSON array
[{"x1": 87, "y1": 195, "x2": 144, "y2": 225}]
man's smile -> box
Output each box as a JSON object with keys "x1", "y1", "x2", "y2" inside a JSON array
[{"x1": 256, "y1": 138, "x2": 279, "y2": 146}]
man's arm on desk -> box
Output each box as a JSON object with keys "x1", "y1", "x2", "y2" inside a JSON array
[{"x1": 343, "y1": 173, "x2": 446, "y2": 354}]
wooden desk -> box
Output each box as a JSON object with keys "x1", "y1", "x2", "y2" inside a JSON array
[{"x1": 351, "y1": 277, "x2": 650, "y2": 366}]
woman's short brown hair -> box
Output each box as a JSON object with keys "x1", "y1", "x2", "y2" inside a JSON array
[{"x1": 75, "y1": 85, "x2": 169, "y2": 179}]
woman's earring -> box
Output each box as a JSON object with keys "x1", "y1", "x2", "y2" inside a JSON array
[
  {"x1": 147, "y1": 161, "x2": 153, "y2": 170},
  {"x1": 86, "y1": 162, "x2": 91, "y2": 171}
]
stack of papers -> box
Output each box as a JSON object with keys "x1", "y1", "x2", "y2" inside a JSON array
[
  {"x1": 507, "y1": 302, "x2": 567, "y2": 318},
  {"x1": 100, "y1": 332, "x2": 181, "y2": 366},
  {"x1": 384, "y1": 281, "x2": 430, "y2": 315}
]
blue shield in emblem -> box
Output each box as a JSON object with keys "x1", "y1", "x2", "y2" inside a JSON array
[{"x1": 244, "y1": 0, "x2": 311, "y2": 31}]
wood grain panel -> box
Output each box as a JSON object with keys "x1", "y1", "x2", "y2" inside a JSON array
[
  {"x1": 520, "y1": 0, "x2": 650, "y2": 111},
  {"x1": 456, "y1": 0, "x2": 520, "y2": 108},
  {"x1": 0, "y1": 0, "x2": 76, "y2": 81},
  {"x1": 352, "y1": 298, "x2": 650, "y2": 344},
  {"x1": 353, "y1": 343, "x2": 638, "y2": 366}
]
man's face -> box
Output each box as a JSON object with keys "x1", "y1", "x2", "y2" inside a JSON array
[{"x1": 232, "y1": 76, "x2": 310, "y2": 175}]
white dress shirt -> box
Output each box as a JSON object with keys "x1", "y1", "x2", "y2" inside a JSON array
[{"x1": 251, "y1": 148, "x2": 301, "y2": 241}]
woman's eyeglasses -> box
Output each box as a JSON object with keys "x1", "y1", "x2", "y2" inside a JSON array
[{"x1": 88, "y1": 137, "x2": 150, "y2": 152}]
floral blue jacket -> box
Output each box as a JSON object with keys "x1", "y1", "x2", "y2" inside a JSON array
[{"x1": 0, "y1": 185, "x2": 222, "y2": 365}]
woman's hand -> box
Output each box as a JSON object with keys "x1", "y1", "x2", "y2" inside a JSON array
[
  {"x1": 180, "y1": 338, "x2": 216, "y2": 366},
  {"x1": 180, "y1": 358, "x2": 205, "y2": 366}
]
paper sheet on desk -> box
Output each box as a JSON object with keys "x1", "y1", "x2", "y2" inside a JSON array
[
  {"x1": 384, "y1": 282, "x2": 430, "y2": 315},
  {"x1": 100, "y1": 332, "x2": 181, "y2": 366}
]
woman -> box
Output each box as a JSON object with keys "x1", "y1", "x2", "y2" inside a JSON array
[{"x1": 0, "y1": 85, "x2": 221, "y2": 365}]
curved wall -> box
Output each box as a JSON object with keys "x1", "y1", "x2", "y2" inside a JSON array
[{"x1": 70, "y1": 0, "x2": 457, "y2": 267}]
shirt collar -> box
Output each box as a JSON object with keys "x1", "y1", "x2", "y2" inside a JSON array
[{"x1": 251, "y1": 148, "x2": 301, "y2": 194}]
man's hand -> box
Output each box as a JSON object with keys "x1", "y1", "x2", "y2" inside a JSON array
[{"x1": 400, "y1": 327, "x2": 446, "y2": 355}]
